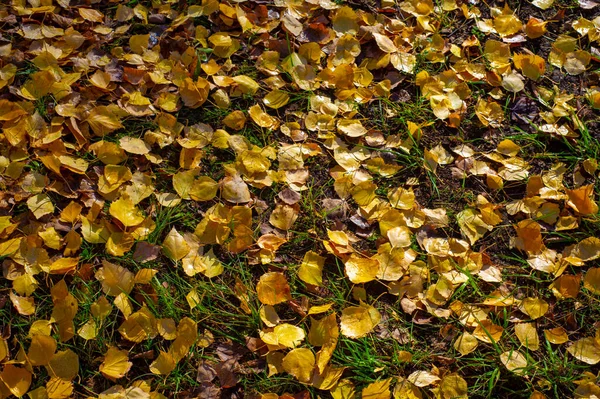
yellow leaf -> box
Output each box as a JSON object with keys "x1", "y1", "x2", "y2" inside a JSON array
[
  {"x1": 114, "y1": 293, "x2": 133, "y2": 318},
  {"x1": 162, "y1": 227, "x2": 190, "y2": 261},
  {"x1": 566, "y1": 185, "x2": 598, "y2": 215},
  {"x1": 298, "y1": 251, "x2": 325, "y2": 286},
  {"x1": 9, "y1": 291, "x2": 35, "y2": 315},
  {"x1": 186, "y1": 288, "x2": 201, "y2": 310},
  {"x1": 0, "y1": 365, "x2": 32, "y2": 397},
  {"x1": 263, "y1": 90, "x2": 290, "y2": 109},
  {"x1": 119, "y1": 136, "x2": 151, "y2": 155},
  {"x1": 27, "y1": 194, "x2": 54, "y2": 219},
  {"x1": 150, "y1": 351, "x2": 176, "y2": 375},
  {"x1": 269, "y1": 204, "x2": 298, "y2": 230},
  {"x1": 584, "y1": 268, "x2": 600, "y2": 294},
  {"x1": 514, "y1": 322, "x2": 540, "y2": 350},
  {"x1": 49, "y1": 257, "x2": 78, "y2": 275},
  {"x1": 46, "y1": 377, "x2": 73, "y2": 399},
  {"x1": 574, "y1": 237, "x2": 600, "y2": 262},
  {"x1": 46, "y1": 349, "x2": 79, "y2": 380},
  {"x1": 408, "y1": 370, "x2": 440, "y2": 387},
  {"x1": 308, "y1": 303, "x2": 334, "y2": 315},
  {"x1": 439, "y1": 374, "x2": 468, "y2": 399},
  {"x1": 312, "y1": 365, "x2": 345, "y2": 390},
  {"x1": 77, "y1": 319, "x2": 98, "y2": 340},
  {"x1": 340, "y1": 302, "x2": 381, "y2": 339},
  {"x1": 100, "y1": 347, "x2": 132, "y2": 379},
  {"x1": 392, "y1": 378, "x2": 421, "y2": 399},
  {"x1": 86, "y1": 106, "x2": 123, "y2": 136},
  {"x1": 89, "y1": 141, "x2": 127, "y2": 165},
  {"x1": 249, "y1": 105, "x2": 279, "y2": 129},
  {"x1": 29, "y1": 335, "x2": 57, "y2": 366},
  {"x1": 282, "y1": 348, "x2": 315, "y2": 383},
  {"x1": 520, "y1": 297, "x2": 548, "y2": 319},
  {"x1": 514, "y1": 219, "x2": 543, "y2": 254},
  {"x1": 95, "y1": 260, "x2": 134, "y2": 296},
  {"x1": 362, "y1": 378, "x2": 391, "y2": 399},
  {"x1": 338, "y1": 119, "x2": 368, "y2": 138},
  {"x1": 79, "y1": 8, "x2": 104, "y2": 22},
  {"x1": 173, "y1": 170, "x2": 218, "y2": 201},
  {"x1": 256, "y1": 272, "x2": 292, "y2": 305},
  {"x1": 544, "y1": 327, "x2": 569, "y2": 344},
  {"x1": 568, "y1": 337, "x2": 600, "y2": 364},
  {"x1": 454, "y1": 332, "x2": 478, "y2": 355},
  {"x1": 500, "y1": 350, "x2": 528, "y2": 374},
  {"x1": 345, "y1": 254, "x2": 379, "y2": 284},
  {"x1": 231, "y1": 75, "x2": 259, "y2": 95},
  {"x1": 259, "y1": 305, "x2": 280, "y2": 327},
  {"x1": 0, "y1": 339, "x2": 7, "y2": 361},
  {"x1": 158, "y1": 319, "x2": 177, "y2": 340},
  {"x1": 109, "y1": 197, "x2": 145, "y2": 227},
  {"x1": 221, "y1": 175, "x2": 252, "y2": 203},
  {"x1": 118, "y1": 307, "x2": 157, "y2": 343},
  {"x1": 472, "y1": 320, "x2": 503, "y2": 343},
  {"x1": 260, "y1": 323, "x2": 305, "y2": 348},
  {"x1": 91, "y1": 296, "x2": 113, "y2": 320}
]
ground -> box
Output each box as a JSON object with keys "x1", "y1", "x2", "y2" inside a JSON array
[{"x1": 0, "y1": 0, "x2": 600, "y2": 398}]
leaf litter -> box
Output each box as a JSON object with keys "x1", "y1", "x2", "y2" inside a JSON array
[{"x1": 0, "y1": 0, "x2": 599, "y2": 398}]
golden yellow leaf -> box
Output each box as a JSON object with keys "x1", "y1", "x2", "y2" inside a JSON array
[
  {"x1": 77, "y1": 319, "x2": 98, "y2": 340},
  {"x1": 249, "y1": 105, "x2": 279, "y2": 129},
  {"x1": 260, "y1": 323, "x2": 305, "y2": 348},
  {"x1": 439, "y1": 374, "x2": 468, "y2": 399},
  {"x1": 162, "y1": 227, "x2": 190, "y2": 261},
  {"x1": 514, "y1": 322, "x2": 540, "y2": 350},
  {"x1": 91, "y1": 296, "x2": 113, "y2": 320},
  {"x1": 86, "y1": 106, "x2": 124, "y2": 136},
  {"x1": 454, "y1": 332, "x2": 478, "y2": 355},
  {"x1": 340, "y1": 302, "x2": 381, "y2": 339},
  {"x1": 362, "y1": 378, "x2": 391, "y2": 399},
  {"x1": 500, "y1": 350, "x2": 528, "y2": 374},
  {"x1": 407, "y1": 370, "x2": 440, "y2": 387},
  {"x1": 332, "y1": 379, "x2": 356, "y2": 399},
  {"x1": 312, "y1": 365, "x2": 345, "y2": 390},
  {"x1": 114, "y1": 293, "x2": 133, "y2": 318},
  {"x1": 282, "y1": 348, "x2": 315, "y2": 383},
  {"x1": 269, "y1": 204, "x2": 298, "y2": 231},
  {"x1": 95, "y1": 260, "x2": 134, "y2": 296},
  {"x1": 520, "y1": 297, "x2": 548, "y2": 320},
  {"x1": 46, "y1": 377, "x2": 73, "y2": 399},
  {"x1": 109, "y1": 197, "x2": 145, "y2": 227},
  {"x1": 27, "y1": 193, "x2": 54, "y2": 219},
  {"x1": 544, "y1": 326, "x2": 569, "y2": 344},
  {"x1": 0, "y1": 339, "x2": 7, "y2": 362},
  {"x1": 298, "y1": 251, "x2": 325, "y2": 286},
  {"x1": 0, "y1": 365, "x2": 32, "y2": 397},
  {"x1": 119, "y1": 136, "x2": 151, "y2": 155},
  {"x1": 566, "y1": 185, "x2": 598, "y2": 215},
  {"x1": 256, "y1": 272, "x2": 291, "y2": 305},
  {"x1": 473, "y1": 320, "x2": 503, "y2": 343},
  {"x1": 100, "y1": 347, "x2": 132, "y2": 379},
  {"x1": 393, "y1": 378, "x2": 422, "y2": 399},
  {"x1": 46, "y1": 349, "x2": 79, "y2": 380},
  {"x1": 150, "y1": 351, "x2": 176, "y2": 375},
  {"x1": 344, "y1": 254, "x2": 379, "y2": 284},
  {"x1": 9, "y1": 291, "x2": 35, "y2": 315},
  {"x1": 158, "y1": 319, "x2": 178, "y2": 340},
  {"x1": 28, "y1": 335, "x2": 57, "y2": 366},
  {"x1": 79, "y1": 8, "x2": 104, "y2": 22},
  {"x1": 89, "y1": 141, "x2": 127, "y2": 165},
  {"x1": 259, "y1": 305, "x2": 280, "y2": 327},
  {"x1": 263, "y1": 90, "x2": 290, "y2": 109}
]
